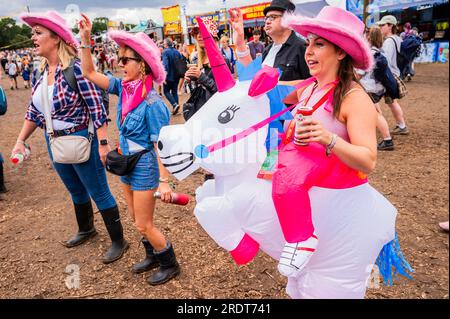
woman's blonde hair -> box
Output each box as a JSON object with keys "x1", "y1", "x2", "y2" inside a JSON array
[
  {"x1": 196, "y1": 41, "x2": 207, "y2": 68},
  {"x1": 39, "y1": 31, "x2": 77, "y2": 72},
  {"x1": 195, "y1": 35, "x2": 220, "y2": 69},
  {"x1": 367, "y1": 26, "x2": 383, "y2": 49}
]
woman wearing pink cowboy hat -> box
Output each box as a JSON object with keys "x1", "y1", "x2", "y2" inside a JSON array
[
  {"x1": 271, "y1": 6, "x2": 411, "y2": 298},
  {"x1": 78, "y1": 14, "x2": 180, "y2": 286},
  {"x1": 11, "y1": 11, "x2": 129, "y2": 264}
]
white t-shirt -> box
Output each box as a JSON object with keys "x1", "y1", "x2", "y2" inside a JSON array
[
  {"x1": 7, "y1": 63, "x2": 17, "y2": 76},
  {"x1": 32, "y1": 72, "x2": 77, "y2": 130},
  {"x1": 262, "y1": 43, "x2": 282, "y2": 67},
  {"x1": 382, "y1": 35, "x2": 402, "y2": 77}
]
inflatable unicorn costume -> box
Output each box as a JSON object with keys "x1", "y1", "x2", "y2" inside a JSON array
[{"x1": 158, "y1": 13, "x2": 412, "y2": 298}]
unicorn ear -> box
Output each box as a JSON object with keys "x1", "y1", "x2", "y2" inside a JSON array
[{"x1": 248, "y1": 66, "x2": 280, "y2": 97}]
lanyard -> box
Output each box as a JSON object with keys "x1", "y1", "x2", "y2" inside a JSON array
[{"x1": 283, "y1": 82, "x2": 337, "y2": 145}]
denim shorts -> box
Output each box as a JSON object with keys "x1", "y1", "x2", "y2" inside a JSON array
[{"x1": 120, "y1": 150, "x2": 160, "y2": 191}]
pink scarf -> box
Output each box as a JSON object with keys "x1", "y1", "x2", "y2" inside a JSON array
[{"x1": 121, "y1": 74, "x2": 153, "y2": 122}]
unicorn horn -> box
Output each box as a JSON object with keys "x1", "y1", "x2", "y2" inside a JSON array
[{"x1": 196, "y1": 16, "x2": 235, "y2": 92}]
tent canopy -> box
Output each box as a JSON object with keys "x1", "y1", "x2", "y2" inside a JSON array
[
  {"x1": 347, "y1": 0, "x2": 448, "y2": 15},
  {"x1": 294, "y1": 0, "x2": 346, "y2": 17}
]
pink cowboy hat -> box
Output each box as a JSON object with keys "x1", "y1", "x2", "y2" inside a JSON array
[
  {"x1": 20, "y1": 11, "x2": 79, "y2": 50},
  {"x1": 283, "y1": 6, "x2": 373, "y2": 71},
  {"x1": 108, "y1": 31, "x2": 166, "y2": 84}
]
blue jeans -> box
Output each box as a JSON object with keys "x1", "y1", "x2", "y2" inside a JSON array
[
  {"x1": 163, "y1": 80, "x2": 179, "y2": 107},
  {"x1": 45, "y1": 129, "x2": 116, "y2": 210}
]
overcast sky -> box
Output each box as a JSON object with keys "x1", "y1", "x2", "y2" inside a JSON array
[{"x1": 0, "y1": 0, "x2": 269, "y2": 25}]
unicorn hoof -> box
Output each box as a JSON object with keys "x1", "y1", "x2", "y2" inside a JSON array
[
  {"x1": 278, "y1": 233, "x2": 318, "y2": 278},
  {"x1": 229, "y1": 233, "x2": 260, "y2": 265}
]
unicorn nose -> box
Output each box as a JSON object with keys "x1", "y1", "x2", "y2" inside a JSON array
[{"x1": 194, "y1": 144, "x2": 209, "y2": 159}]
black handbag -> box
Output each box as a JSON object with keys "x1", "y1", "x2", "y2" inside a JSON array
[
  {"x1": 182, "y1": 85, "x2": 212, "y2": 121},
  {"x1": 105, "y1": 149, "x2": 148, "y2": 176}
]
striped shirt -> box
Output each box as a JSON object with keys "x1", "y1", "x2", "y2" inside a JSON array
[{"x1": 26, "y1": 60, "x2": 107, "y2": 130}]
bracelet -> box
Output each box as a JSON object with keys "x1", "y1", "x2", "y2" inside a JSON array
[
  {"x1": 16, "y1": 139, "x2": 26, "y2": 145},
  {"x1": 236, "y1": 46, "x2": 250, "y2": 58},
  {"x1": 80, "y1": 44, "x2": 93, "y2": 49},
  {"x1": 159, "y1": 177, "x2": 169, "y2": 183},
  {"x1": 326, "y1": 134, "x2": 338, "y2": 157}
]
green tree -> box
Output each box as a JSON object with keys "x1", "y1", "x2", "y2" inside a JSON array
[
  {"x1": 92, "y1": 17, "x2": 109, "y2": 35},
  {"x1": 0, "y1": 17, "x2": 32, "y2": 49}
]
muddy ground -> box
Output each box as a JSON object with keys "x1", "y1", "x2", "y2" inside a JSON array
[{"x1": 0, "y1": 63, "x2": 448, "y2": 299}]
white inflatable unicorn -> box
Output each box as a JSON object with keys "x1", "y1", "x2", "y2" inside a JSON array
[{"x1": 157, "y1": 16, "x2": 413, "y2": 299}]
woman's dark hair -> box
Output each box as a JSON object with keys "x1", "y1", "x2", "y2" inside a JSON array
[
  {"x1": 332, "y1": 52, "x2": 361, "y2": 119},
  {"x1": 253, "y1": 29, "x2": 261, "y2": 36},
  {"x1": 390, "y1": 23, "x2": 398, "y2": 35}
]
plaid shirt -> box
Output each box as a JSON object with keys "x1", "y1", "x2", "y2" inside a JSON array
[{"x1": 26, "y1": 60, "x2": 107, "y2": 130}]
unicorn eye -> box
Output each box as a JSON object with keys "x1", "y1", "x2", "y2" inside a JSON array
[{"x1": 218, "y1": 105, "x2": 240, "y2": 124}]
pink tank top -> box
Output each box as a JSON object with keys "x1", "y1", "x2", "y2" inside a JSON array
[{"x1": 288, "y1": 83, "x2": 369, "y2": 187}]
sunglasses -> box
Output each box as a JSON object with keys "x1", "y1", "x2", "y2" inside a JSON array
[{"x1": 118, "y1": 56, "x2": 140, "y2": 65}]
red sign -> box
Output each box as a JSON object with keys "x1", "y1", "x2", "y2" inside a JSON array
[{"x1": 234, "y1": 2, "x2": 270, "y2": 21}]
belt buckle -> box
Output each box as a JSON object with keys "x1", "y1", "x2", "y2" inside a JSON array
[{"x1": 64, "y1": 127, "x2": 75, "y2": 135}]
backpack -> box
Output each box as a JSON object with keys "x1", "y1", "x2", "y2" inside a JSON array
[
  {"x1": 373, "y1": 49, "x2": 399, "y2": 99},
  {"x1": 173, "y1": 54, "x2": 188, "y2": 79},
  {"x1": 34, "y1": 59, "x2": 110, "y2": 115},
  {"x1": 401, "y1": 35, "x2": 422, "y2": 61},
  {"x1": 389, "y1": 36, "x2": 416, "y2": 80},
  {"x1": 0, "y1": 86, "x2": 7, "y2": 115}
]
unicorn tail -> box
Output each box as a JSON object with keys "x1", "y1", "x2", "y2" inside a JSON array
[{"x1": 375, "y1": 233, "x2": 414, "y2": 286}]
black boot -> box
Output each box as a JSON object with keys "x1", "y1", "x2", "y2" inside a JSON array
[
  {"x1": 99, "y1": 206, "x2": 129, "y2": 264},
  {"x1": 0, "y1": 161, "x2": 7, "y2": 194},
  {"x1": 132, "y1": 237, "x2": 159, "y2": 274},
  {"x1": 64, "y1": 201, "x2": 97, "y2": 248},
  {"x1": 147, "y1": 242, "x2": 180, "y2": 286}
]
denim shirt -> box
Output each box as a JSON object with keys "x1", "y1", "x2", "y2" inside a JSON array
[{"x1": 108, "y1": 76, "x2": 170, "y2": 155}]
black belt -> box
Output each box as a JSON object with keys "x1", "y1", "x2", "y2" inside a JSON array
[{"x1": 52, "y1": 124, "x2": 88, "y2": 137}]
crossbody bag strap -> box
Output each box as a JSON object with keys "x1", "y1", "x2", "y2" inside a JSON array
[
  {"x1": 62, "y1": 59, "x2": 94, "y2": 136},
  {"x1": 389, "y1": 36, "x2": 400, "y2": 53},
  {"x1": 40, "y1": 71, "x2": 55, "y2": 136}
]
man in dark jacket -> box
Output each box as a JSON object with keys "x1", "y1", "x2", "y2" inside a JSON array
[
  {"x1": 162, "y1": 38, "x2": 183, "y2": 115},
  {"x1": 230, "y1": 0, "x2": 310, "y2": 82},
  {"x1": 261, "y1": 0, "x2": 310, "y2": 81},
  {"x1": 229, "y1": 0, "x2": 310, "y2": 150}
]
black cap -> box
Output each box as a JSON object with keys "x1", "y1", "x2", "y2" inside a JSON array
[{"x1": 263, "y1": 0, "x2": 296, "y2": 16}]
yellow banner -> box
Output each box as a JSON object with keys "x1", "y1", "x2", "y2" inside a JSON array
[
  {"x1": 164, "y1": 22, "x2": 182, "y2": 35},
  {"x1": 161, "y1": 5, "x2": 181, "y2": 24},
  {"x1": 236, "y1": 2, "x2": 270, "y2": 20}
]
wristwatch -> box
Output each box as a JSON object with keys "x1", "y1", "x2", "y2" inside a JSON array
[{"x1": 100, "y1": 139, "x2": 108, "y2": 146}]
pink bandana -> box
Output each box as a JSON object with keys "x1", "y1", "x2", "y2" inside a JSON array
[{"x1": 121, "y1": 74, "x2": 153, "y2": 122}]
